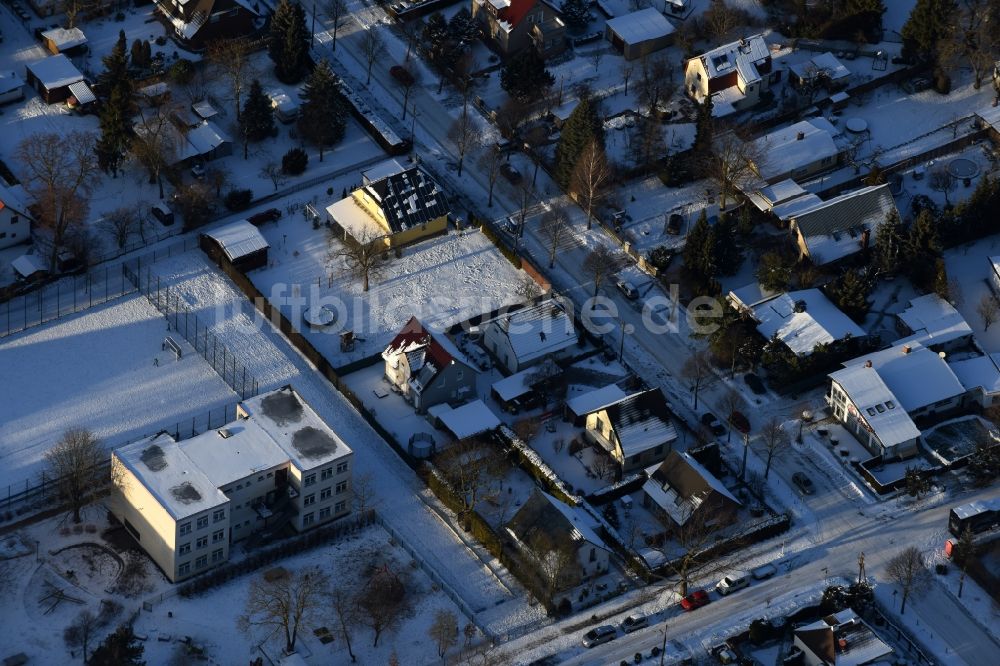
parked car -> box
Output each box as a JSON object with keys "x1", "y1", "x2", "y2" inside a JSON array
[
  {"x1": 616, "y1": 279, "x2": 639, "y2": 300},
  {"x1": 680, "y1": 589, "x2": 711, "y2": 611},
  {"x1": 389, "y1": 65, "x2": 414, "y2": 87},
  {"x1": 751, "y1": 563, "x2": 778, "y2": 580},
  {"x1": 151, "y1": 202, "x2": 175, "y2": 226},
  {"x1": 582, "y1": 625, "x2": 617, "y2": 648},
  {"x1": 620, "y1": 614, "x2": 648, "y2": 633},
  {"x1": 247, "y1": 208, "x2": 282, "y2": 225},
  {"x1": 715, "y1": 572, "x2": 750, "y2": 596},
  {"x1": 744, "y1": 372, "x2": 766, "y2": 394},
  {"x1": 500, "y1": 163, "x2": 522, "y2": 183},
  {"x1": 729, "y1": 410, "x2": 751, "y2": 435},
  {"x1": 700, "y1": 412, "x2": 725, "y2": 437},
  {"x1": 792, "y1": 472, "x2": 815, "y2": 495},
  {"x1": 666, "y1": 213, "x2": 683, "y2": 235}
]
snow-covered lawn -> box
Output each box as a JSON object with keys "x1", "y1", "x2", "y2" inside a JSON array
[
  {"x1": 250, "y1": 222, "x2": 536, "y2": 366},
  {"x1": 0, "y1": 293, "x2": 237, "y2": 491},
  {"x1": 944, "y1": 235, "x2": 1000, "y2": 353}
]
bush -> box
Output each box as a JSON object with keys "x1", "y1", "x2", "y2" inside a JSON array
[
  {"x1": 935, "y1": 563, "x2": 948, "y2": 575},
  {"x1": 748, "y1": 618, "x2": 775, "y2": 645},
  {"x1": 647, "y1": 246, "x2": 674, "y2": 271},
  {"x1": 224, "y1": 189, "x2": 253, "y2": 211},
  {"x1": 933, "y1": 70, "x2": 951, "y2": 95},
  {"x1": 282, "y1": 148, "x2": 308, "y2": 175},
  {"x1": 169, "y1": 59, "x2": 195, "y2": 84}
]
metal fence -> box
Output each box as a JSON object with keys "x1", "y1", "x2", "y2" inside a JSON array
[{"x1": 123, "y1": 263, "x2": 260, "y2": 401}]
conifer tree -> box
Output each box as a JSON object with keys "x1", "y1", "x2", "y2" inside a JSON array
[
  {"x1": 692, "y1": 96, "x2": 715, "y2": 159},
  {"x1": 827, "y1": 269, "x2": 873, "y2": 322},
  {"x1": 241, "y1": 79, "x2": 276, "y2": 144},
  {"x1": 298, "y1": 60, "x2": 346, "y2": 161},
  {"x1": 683, "y1": 210, "x2": 711, "y2": 277},
  {"x1": 901, "y1": 0, "x2": 957, "y2": 63},
  {"x1": 88, "y1": 624, "x2": 145, "y2": 666},
  {"x1": 554, "y1": 94, "x2": 604, "y2": 188},
  {"x1": 874, "y1": 209, "x2": 905, "y2": 274},
  {"x1": 95, "y1": 31, "x2": 135, "y2": 177},
  {"x1": 269, "y1": 0, "x2": 311, "y2": 84},
  {"x1": 500, "y1": 48, "x2": 554, "y2": 104},
  {"x1": 560, "y1": 0, "x2": 591, "y2": 30}
]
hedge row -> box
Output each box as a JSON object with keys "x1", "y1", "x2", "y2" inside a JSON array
[
  {"x1": 497, "y1": 426, "x2": 577, "y2": 506},
  {"x1": 473, "y1": 216, "x2": 522, "y2": 269},
  {"x1": 177, "y1": 511, "x2": 376, "y2": 597}
]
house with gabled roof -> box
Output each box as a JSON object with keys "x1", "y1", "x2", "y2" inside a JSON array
[
  {"x1": 642, "y1": 450, "x2": 741, "y2": 533},
  {"x1": 481, "y1": 297, "x2": 579, "y2": 374},
  {"x1": 894, "y1": 293, "x2": 973, "y2": 352},
  {"x1": 0, "y1": 182, "x2": 33, "y2": 250},
  {"x1": 326, "y1": 159, "x2": 449, "y2": 249},
  {"x1": 793, "y1": 609, "x2": 893, "y2": 666},
  {"x1": 472, "y1": 0, "x2": 565, "y2": 58},
  {"x1": 749, "y1": 118, "x2": 844, "y2": 184},
  {"x1": 684, "y1": 34, "x2": 776, "y2": 116},
  {"x1": 746, "y1": 288, "x2": 866, "y2": 357},
  {"x1": 383, "y1": 316, "x2": 477, "y2": 412},
  {"x1": 789, "y1": 184, "x2": 897, "y2": 266},
  {"x1": 585, "y1": 388, "x2": 677, "y2": 474},
  {"x1": 156, "y1": 0, "x2": 260, "y2": 49},
  {"x1": 505, "y1": 489, "x2": 610, "y2": 595}
]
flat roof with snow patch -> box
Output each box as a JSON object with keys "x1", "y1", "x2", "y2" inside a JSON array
[
  {"x1": 206, "y1": 220, "x2": 269, "y2": 261},
  {"x1": 788, "y1": 51, "x2": 850, "y2": 84},
  {"x1": 361, "y1": 158, "x2": 408, "y2": 185},
  {"x1": 949, "y1": 354, "x2": 1000, "y2": 395},
  {"x1": 326, "y1": 196, "x2": 385, "y2": 242},
  {"x1": 114, "y1": 432, "x2": 229, "y2": 521},
  {"x1": 192, "y1": 100, "x2": 218, "y2": 120},
  {"x1": 728, "y1": 282, "x2": 778, "y2": 310},
  {"x1": 41, "y1": 27, "x2": 87, "y2": 51},
  {"x1": 0, "y1": 71, "x2": 23, "y2": 95},
  {"x1": 977, "y1": 104, "x2": 1000, "y2": 131},
  {"x1": 749, "y1": 179, "x2": 807, "y2": 210},
  {"x1": 435, "y1": 400, "x2": 501, "y2": 440},
  {"x1": 179, "y1": 420, "x2": 290, "y2": 488},
  {"x1": 180, "y1": 121, "x2": 229, "y2": 160},
  {"x1": 26, "y1": 54, "x2": 83, "y2": 90},
  {"x1": 238, "y1": 386, "x2": 353, "y2": 471},
  {"x1": 565, "y1": 383, "x2": 628, "y2": 417},
  {"x1": 12, "y1": 253, "x2": 47, "y2": 279},
  {"x1": 605, "y1": 8, "x2": 676, "y2": 45},
  {"x1": 895, "y1": 293, "x2": 972, "y2": 348},
  {"x1": 752, "y1": 289, "x2": 865, "y2": 356}
]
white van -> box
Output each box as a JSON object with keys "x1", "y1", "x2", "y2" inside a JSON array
[{"x1": 716, "y1": 572, "x2": 750, "y2": 596}]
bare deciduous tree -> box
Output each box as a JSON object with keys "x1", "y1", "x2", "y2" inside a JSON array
[
  {"x1": 478, "y1": 144, "x2": 504, "y2": 208},
  {"x1": 720, "y1": 388, "x2": 744, "y2": 443},
  {"x1": 665, "y1": 510, "x2": 717, "y2": 596},
  {"x1": 885, "y1": 546, "x2": 930, "y2": 614},
  {"x1": 759, "y1": 417, "x2": 790, "y2": 479},
  {"x1": 429, "y1": 609, "x2": 459, "y2": 662},
  {"x1": 352, "y1": 471, "x2": 379, "y2": 515},
  {"x1": 571, "y1": 140, "x2": 614, "y2": 230},
  {"x1": 979, "y1": 294, "x2": 999, "y2": 331},
  {"x1": 363, "y1": 29, "x2": 383, "y2": 85},
  {"x1": 705, "y1": 130, "x2": 761, "y2": 211},
  {"x1": 929, "y1": 168, "x2": 954, "y2": 206},
  {"x1": 46, "y1": 428, "x2": 106, "y2": 523},
  {"x1": 681, "y1": 351, "x2": 712, "y2": 411},
  {"x1": 703, "y1": 0, "x2": 740, "y2": 40},
  {"x1": 448, "y1": 109, "x2": 481, "y2": 177},
  {"x1": 261, "y1": 162, "x2": 286, "y2": 192},
  {"x1": 207, "y1": 37, "x2": 255, "y2": 121},
  {"x1": 331, "y1": 227, "x2": 388, "y2": 292},
  {"x1": 238, "y1": 566, "x2": 330, "y2": 653},
  {"x1": 331, "y1": 583, "x2": 358, "y2": 662},
  {"x1": 99, "y1": 207, "x2": 141, "y2": 250},
  {"x1": 539, "y1": 207, "x2": 571, "y2": 268},
  {"x1": 325, "y1": 0, "x2": 348, "y2": 52},
  {"x1": 132, "y1": 106, "x2": 178, "y2": 200},
  {"x1": 357, "y1": 564, "x2": 410, "y2": 647},
  {"x1": 494, "y1": 98, "x2": 529, "y2": 140},
  {"x1": 637, "y1": 55, "x2": 672, "y2": 116},
  {"x1": 537, "y1": 544, "x2": 578, "y2": 601},
  {"x1": 583, "y1": 244, "x2": 617, "y2": 296},
  {"x1": 434, "y1": 438, "x2": 505, "y2": 523},
  {"x1": 63, "y1": 608, "x2": 101, "y2": 662},
  {"x1": 16, "y1": 132, "x2": 99, "y2": 272},
  {"x1": 620, "y1": 62, "x2": 634, "y2": 96}
]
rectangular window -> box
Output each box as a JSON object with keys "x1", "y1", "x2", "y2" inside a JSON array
[
  {"x1": 196, "y1": 516, "x2": 208, "y2": 530},
  {"x1": 179, "y1": 523, "x2": 191, "y2": 536},
  {"x1": 304, "y1": 494, "x2": 316, "y2": 506},
  {"x1": 336, "y1": 461, "x2": 348, "y2": 474},
  {"x1": 335, "y1": 501, "x2": 346, "y2": 513},
  {"x1": 258, "y1": 475, "x2": 264, "y2": 482},
  {"x1": 319, "y1": 507, "x2": 331, "y2": 519},
  {"x1": 195, "y1": 555, "x2": 208, "y2": 569},
  {"x1": 178, "y1": 543, "x2": 191, "y2": 556},
  {"x1": 303, "y1": 512, "x2": 315, "y2": 526},
  {"x1": 335, "y1": 481, "x2": 348, "y2": 494},
  {"x1": 178, "y1": 562, "x2": 190, "y2": 575},
  {"x1": 321, "y1": 467, "x2": 333, "y2": 480},
  {"x1": 12, "y1": 216, "x2": 19, "y2": 225},
  {"x1": 266, "y1": 471, "x2": 273, "y2": 478},
  {"x1": 320, "y1": 487, "x2": 332, "y2": 500},
  {"x1": 212, "y1": 529, "x2": 224, "y2": 543},
  {"x1": 213, "y1": 509, "x2": 225, "y2": 522},
  {"x1": 304, "y1": 473, "x2": 316, "y2": 487},
  {"x1": 196, "y1": 536, "x2": 208, "y2": 549},
  {"x1": 211, "y1": 548, "x2": 224, "y2": 563}
]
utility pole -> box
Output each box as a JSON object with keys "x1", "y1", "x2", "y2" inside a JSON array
[
  {"x1": 659, "y1": 621, "x2": 668, "y2": 666},
  {"x1": 858, "y1": 551, "x2": 866, "y2": 585},
  {"x1": 740, "y1": 431, "x2": 749, "y2": 480}
]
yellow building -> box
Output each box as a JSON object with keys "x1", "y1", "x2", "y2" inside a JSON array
[{"x1": 325, "y1": 159, "x2": 449, "y2": 249}]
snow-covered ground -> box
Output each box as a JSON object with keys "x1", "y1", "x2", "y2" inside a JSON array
[
  {"x1": 0, "y1": 293, "x2": 237, "y2": 492},
  {"x1": 250, "y1": 221, "x2": 537, "y2": 366},
  {"x1": 945, "y1": 235, "x2": 1000, "y2": 353}
]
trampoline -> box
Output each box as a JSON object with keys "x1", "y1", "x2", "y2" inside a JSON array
[{"x1": 948, "y1": 157, "x2": 980, "y2": 180}]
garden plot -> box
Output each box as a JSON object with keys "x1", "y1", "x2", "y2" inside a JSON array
[
  {"x1": 250, "y1": 221, "x2": 536, "y2": 366},
  {"x1": 922, "y1": 416, "x2": 999, "y2": 467},
  {"x1": 0, "y1": 293, "x2": 237, "y2": 492}
]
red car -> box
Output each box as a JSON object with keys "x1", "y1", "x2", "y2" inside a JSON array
[{"x1": 680, "y1": 589, "x2": 711, "y2": 611}]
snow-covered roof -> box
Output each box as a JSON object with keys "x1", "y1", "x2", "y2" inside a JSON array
[
  {"x1": 435, "y1": 400, "x2": 501, "y2": 440},
  {"x1": 191, "y1": 99, "x2": 218, "y2": 120},
  {"x1": 695, "y1": 34, "x2": 770, "y2": 82},
  {"x1": 840, "y1": 345, "x2": 966, "y2": 413},
  {"x1": 268, "y1": 90, "x2": 298, "y2": 113},
  {"x1": 114, "y1": 432, "x2": 229, "y2": 521},
  {"x1": 67, "y1": 80, "x2": 95, "y2": 105},
  {"x1": 383, "y1": 317, "x2": 475, "y2": 394},
  {"x1": 752, "y1": 289, "x2": 865, "y2": 356},
  {"x1": 791, "y1": 184, "x2": 896, "y2": 265},
  {"x1": 543, "y1": 492, "x2": 607, "y2": 548},
  {"x1": 894, "y1": 293, "x2": 972, "y2": 348},
  {"x1": 0, "y1": 182, "x2": 31, "y2": 217},
  {"x1": 238, "y1": 386, "x2": 353, "y2": 471},
  {"x1": 11, "y1": 253, "x2": 47, "y2": 279},
  {"x1": 179, "y1": 419, "x2": 290, "y2": 488},
  {"x1": 26, "y1": 54, "x2": 83, "y2": 90},
  {"x1": 605, "y1": 8, "x2": 676, "y2": 45},
  {"x1": 747, "y1": 179, "x2": 807, "y2": 211},
  {"x1": 751, "y1": 119, "x2": 840, "y2": 182},
  {"x1": 604, "y1": 388, "x2": 677, "y2": 457},
  {"x1": 788, "y1": 51, "x2": 850, "y2": 84},
  {"x1": 205, "y1": 220, "x2": 269, "y2": 261},
  {"x1": 507, "y1": 489, "x2": 607, "y2": 555},
  {"x1": 492, "y1": 368, "x2": 533, "y2": 402},
  {"x1": 325, "y1": 197, "x2": 386, "y2": 243},
  {"x1": 642, "y1": 451, "x2": 740, "y2": 526},
  {"x1": 41, "y1": 27, "x2": 87, "y2": 51},
  {"x1": 829, "y1": 363, "x2": 920, "y2": 449},
  {"x1": 565, "y1": 383, "x2": 628, "y2": 417},
  {"x1": 796, "y1": 610, "x2": 892, "y2": 666},
  {"x1": 949, "y1": 354, "x2": 1000, "y2": 395},
  {"x1": 977, "y1": 104, "x2": 1000, "y2": 132},
  {"x1": 361, "y1": 158, "x2": 408, "y2": 185},
  {"x1": 728, "y1": 282, "x2": 778, "y2": 310},
  {"x1": 771, "y1": 192, "x2": 823, "y2": 221},
  {"x1": 181, "y1": 121, "x2": 229, "y2": 160},
  {"x1": 0, "y1": 71, "x2": 23, "y2": 96},
  {"x1": 484, "y1": 298, "x2": 578, "y2": 366},
  {"x1": 362, "y1": 165, "x2": 448, "y2": 234}
]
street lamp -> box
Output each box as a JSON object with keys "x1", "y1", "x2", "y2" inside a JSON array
[{"x1": 658, "y1": 621, "x2": 669, "y2": 666}]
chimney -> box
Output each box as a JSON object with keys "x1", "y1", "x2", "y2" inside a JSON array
[
  {"x1": 902, "y1": 345, "x2": 912, "y2": 354},
  {"x1": 861, "y1": 228, "x2": 871, "y2": 250},
  {"x1": 864, "y1": 360, "x2": 873, "y2": 368},
  {"x1": 796, "y1": 131, "x2": 805, "y2": 141}
]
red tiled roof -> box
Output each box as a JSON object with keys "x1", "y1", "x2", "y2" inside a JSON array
[
  {"x1": 384, "y1": 316, "x2": 454, "y2": 378},
  {"x1": 498, "y1": 0, "x2": 538, "y2": 30}
]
